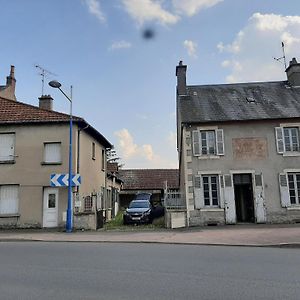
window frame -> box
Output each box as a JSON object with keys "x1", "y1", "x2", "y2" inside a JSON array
[
  {"x1": 287, "y1": 173, "x2": 300, "y2": 205},
  {"x1": 276, "y1": 126, "x2": 300, "y2": 155},
  {"x1": 192, "y1": 128, "x2": 224, "y2": 157},
  {"x1": 43, "y1": 142, "x2": 62, "y2": 165},
  {"x1": 0, "y1": 132, "x2": 16, "y2": 163},
  {"x1": 0, "y1": 185, "x2": 19, "y2": 215},
  {"x1": 202, "y1": 175, "x2": 220, "y2": 207}
]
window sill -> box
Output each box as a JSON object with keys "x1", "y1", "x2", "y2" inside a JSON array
[
  {"x1": 0, "y1": 214, "x2": 20, "y2": 218},
  {"x1": 0, "y1": 160, "x2": 15, "y2": 164},
  {"x1": 287, "y1": 206, "x2": 300, "y2": 211},
  {"x1": 282, "y1": 152, "x2": 300, "y2": 157},
  {"x1": 200, "y1": 208, "x2": 223, "y2": 212},
  {"x1": 197, "y1": 155, "x2": 221, "y2": 160},
  {"x1": 41, "y1": 162, "x2": 62, "y2": 165}
]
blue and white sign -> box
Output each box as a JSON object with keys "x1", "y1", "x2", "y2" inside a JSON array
[{"x1": 50, "y1": 174, "x2": 81, "y2": 187}]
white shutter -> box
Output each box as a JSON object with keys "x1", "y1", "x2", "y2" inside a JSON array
[
  {"x1": 0, "y1": 185, "x2": 19, "y2": 214},
  {"x1": 224, "y1": 174, "x2": 236, "y2": 224},
  {"x1": 0, "y1": 133, "x2": 15, "y2": 161},
  {"x1": 216, "y1": 129, "x2": 224, "y2": 155},
  {"x1": 279, "y1": 173, "x2": 291, "y2": 207},
  {"x1": 194, "y1": 175, "x2": 204, "y2": 209},
  {"x1": 275, "y1": 127, "x2": 284, "y2": 154},
  {"x1": 254, "y1": 174, "x2": 266, "y2": 223},
  {"x1": 218, "y1": 175, "x2": 225, "y2": 208},
  {"x1": 44, "y1": 143, "x2": 61, "y2": 163},
  {"x1": 192, "y1": 130, "x2": 201, "y2": 156}
]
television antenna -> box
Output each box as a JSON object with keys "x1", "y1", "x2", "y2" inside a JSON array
[
  {"x1": 35, "y1": 64, "x2": 57, "y2": 95},
  {"x1": 273, "y1": 42, "x2": 287, "y2": 70}
]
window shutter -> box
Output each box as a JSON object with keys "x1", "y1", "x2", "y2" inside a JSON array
[
  {"x1": 0, "y1": 133, "x2": 15, "y2": 161},
  {"x1": 254, "y1": 174, "x2": 266, "y2": 223},
  {"x1": 275, "y1": 127, "x2": 284, "y2": 154},
  {"x1": 219, "y1": 175, "x2": 225, "y2": 208},
  {"x1": 279, "y1": 173, "x2": 290, "y2": 207},
  {"x1": 192, "y1": 130, "x2": 201, "y2": 156},
  {"x1": 216, "y1": 129, "x2": 224, "y2": 155},
  {"x1": 194, "y1": 175, "x2": 204, "y2": 209},
  {"x1": 44, "y1": 143, "x2": 61, "y2": 163},
  {"x1": 0, "y1": 185, "x2": 19, "y2": 214}
]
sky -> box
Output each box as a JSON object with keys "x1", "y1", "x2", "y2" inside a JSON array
[{"x1": 1, "y1": 0, "x2": 300, "y2": 169}]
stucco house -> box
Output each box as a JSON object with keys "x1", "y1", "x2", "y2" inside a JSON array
[
  {"x1": 176, "y1": 58, "x2": 300, "y2": 227},
  {"x1": 0, "y1": 66, "x2": 113, "y2": 230}
]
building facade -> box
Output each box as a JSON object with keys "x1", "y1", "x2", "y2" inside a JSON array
[
  {"x1": 176, "y1": 58, "x2": 300, "y2": 227},
  {"x1": 0, "y1": 67, "x2": 112, "y2": 230}
]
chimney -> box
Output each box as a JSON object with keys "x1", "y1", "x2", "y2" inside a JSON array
[
  {"x1": 176, "y1": 61, "x2": 187, "y2": 96},
  {"x1": 286, "y1": 57, "x2": 300, "y2": 87},
  {"x1": 1, "y1": 65, "x2": 17, "y2": 101},
  {"x1": 39, "y1": 95, "x2": 53, "y2": 110}
]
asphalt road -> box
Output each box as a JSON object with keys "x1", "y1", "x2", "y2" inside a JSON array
[{"x1": 0, "y1": 242, "x2": 299, "y2": 300}]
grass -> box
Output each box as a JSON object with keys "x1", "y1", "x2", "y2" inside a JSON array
[{"x1": 104, "y1": 211, "x2": 165, "y2": 231}]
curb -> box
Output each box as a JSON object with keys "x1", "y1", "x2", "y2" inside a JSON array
[{"x1": 1, "y1": 238, "x2": 300, "y2": 248}]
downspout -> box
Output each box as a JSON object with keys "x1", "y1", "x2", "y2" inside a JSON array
[{"x1": 76, "y1": 124, "x2": 89, "y2": 194}]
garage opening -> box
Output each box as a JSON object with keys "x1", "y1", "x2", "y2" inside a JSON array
[{"x1": 233, "y1": 174, "x2": 255, "y2": 223}]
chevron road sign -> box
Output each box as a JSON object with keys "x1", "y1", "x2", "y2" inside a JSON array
[{"x1": 50, "y1": 174, "x2": 81, "y2": 187}]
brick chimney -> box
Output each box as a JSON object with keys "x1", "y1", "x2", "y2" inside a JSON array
[
  {"x1": 0, "y1": 65, "x2": 17, "y2": 101},
  {"x1": 39, "y1": 95, "x2": 53, "y2": 110},
  {"x1": 176, "y1": 61, "x2": 187, "y2": 96},
  {"x1": 286, "y1": 57, "x2": 300, "y2": 87}
]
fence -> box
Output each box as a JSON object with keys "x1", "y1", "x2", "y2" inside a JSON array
[{"x1": 164, "y1": 190, "x2": 186, "y2": 210}]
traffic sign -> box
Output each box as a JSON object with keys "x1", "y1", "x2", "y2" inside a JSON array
[{"x1": 50, "y1": 174, "x2": 81, "y2": 187}]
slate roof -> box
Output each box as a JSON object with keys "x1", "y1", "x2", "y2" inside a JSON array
[
  {"x1": 0, "y1": 96, "x2": 112, "y2": 148},
  {"x1": 119, "y1": 169, "x2": 179, "y2": 190},
  {"x1": 178, "y1": 81, "x2": 300, "y2": 124}
]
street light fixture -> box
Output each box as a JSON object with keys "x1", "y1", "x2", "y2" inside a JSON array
[{"x1": 49, "y1": 80, "x2": 73, "y2": 233}]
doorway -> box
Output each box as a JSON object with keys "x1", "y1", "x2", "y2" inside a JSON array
[
  {"x1": 233, "y1": 174, "x2": 255, "y2": 223},
  {"x1": 43, "y1": 187, "x2": 59, "y2": 228}
]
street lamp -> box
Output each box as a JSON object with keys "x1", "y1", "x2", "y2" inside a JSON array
[{"x1": 49, "y1": 80, "x2": 73, "y2": 233}]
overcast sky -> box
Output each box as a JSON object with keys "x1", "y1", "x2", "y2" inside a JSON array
[{"x1": 1, "y1": 0, "x2": 300, "y2": 168}]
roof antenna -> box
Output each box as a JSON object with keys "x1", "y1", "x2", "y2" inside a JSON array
[
  {"x1": 35, "y1": 64, "x2": 57, "y2": 95},
  {"x1": 273, "y1": 42, "x2": 287, "y2": 70}
]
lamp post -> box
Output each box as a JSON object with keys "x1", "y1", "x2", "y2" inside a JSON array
[{"x1": 49, "y1": 80, "x2": 73, "y2": 233}]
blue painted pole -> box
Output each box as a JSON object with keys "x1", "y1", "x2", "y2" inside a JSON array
[{"x1": 66, "y1": 103, "x2": 73, "y2": 232}]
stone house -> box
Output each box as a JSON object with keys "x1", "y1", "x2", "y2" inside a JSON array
[
  {"x1": 0, "y1": 66, "x2": 112, "y2": 230},
  {"x1": 176, "y1": 58, "x2": 300, "y2": 227}
]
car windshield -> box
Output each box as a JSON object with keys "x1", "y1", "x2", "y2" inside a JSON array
[
  {"x1": 135, "y1": 193, "x2": 151, "y2": 200},
  {"x1": 129, "y1": 201, "x2": 150, "y2": 209}
]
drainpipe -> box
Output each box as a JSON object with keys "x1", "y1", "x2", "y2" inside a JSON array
[{"x1": 76, "y1": 124, "x2": 89, "y2": 194}]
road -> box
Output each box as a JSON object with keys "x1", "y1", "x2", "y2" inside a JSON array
[{"x1": 0, "y1": 242, "x2": 299, "y2": 300}]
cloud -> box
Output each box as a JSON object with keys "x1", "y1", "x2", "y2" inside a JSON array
[
  {"x1": 183, "y1": 40, "x2": 198, "y2": 58},
  {"x1": 217, "y1": 13, "x2": 300, "y2": 83},
  {"x1": 109, "y1": 40, "x2": 132, "y2": 50},
  {"x1": 84, "y1": 0, "x2": 106, "y2": 23},
  {"x1": 114, "y1": 128, "x2": 177, "y2": 168},
  {"x1": 120, "y1": 0, "x2": 179, "y2": 25},
  {"x1": 172, "y1": 0, "x2": 223, "y2": 16}
]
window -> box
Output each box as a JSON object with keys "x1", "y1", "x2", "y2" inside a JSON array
[
  {"x1": 92, "y1": 142, "x2": 96, "y2": 160},
  {"x1": 84, "y1": 196, "x2": 93, "y2": 212},
  {"x1": 0, "y1": 133, "x2": 15, "y2": 162},
  {"x1": 0, "y1": 185, "x2": 19, "y2": 215},
  {"x1": 192, "y1": 129, "x2": 224, "y2": 156},
  {"x1": 202, "y1": 175, "x2": 219, "y2": 206},
  {"x1": 44, "y1": 142, "x2": 61, "y2": 163},
  {"x1": 287, "y1": 173, "x2": 300, "y2": 205},
  {"x1": 275, "y1": 127, "x2": 300, "y2": 154}
]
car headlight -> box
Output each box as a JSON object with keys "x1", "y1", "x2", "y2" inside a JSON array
[
  {"x1": 124, "y1": 211, "x2": 129, "y2": 216},
  {"x1": 143, "y1": 210, "x2": 151, "y2": 216}
]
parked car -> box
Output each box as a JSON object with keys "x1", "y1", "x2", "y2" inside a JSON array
[{"x1": 123, "y1": 196, "x2": 165, "y2": 225}]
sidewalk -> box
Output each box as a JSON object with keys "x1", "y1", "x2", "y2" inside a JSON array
[{"x1": 1, "y1": 224, "x2": 300, "y2": 247}]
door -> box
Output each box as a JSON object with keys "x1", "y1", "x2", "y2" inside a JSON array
[
  {"x1": 255, "y1": 174, "x2": 266, "y2": 223},
  {"x1": 43, "y1": 188, "x2": 58, "y2": 228}
]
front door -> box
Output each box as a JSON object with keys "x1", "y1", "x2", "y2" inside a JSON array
[
  {"x1": 233, "y1": 174, "x2": 255, "y2": 223},
  {"x1": 43, "y1": 188, "x2": 59, "y2": 228}
]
